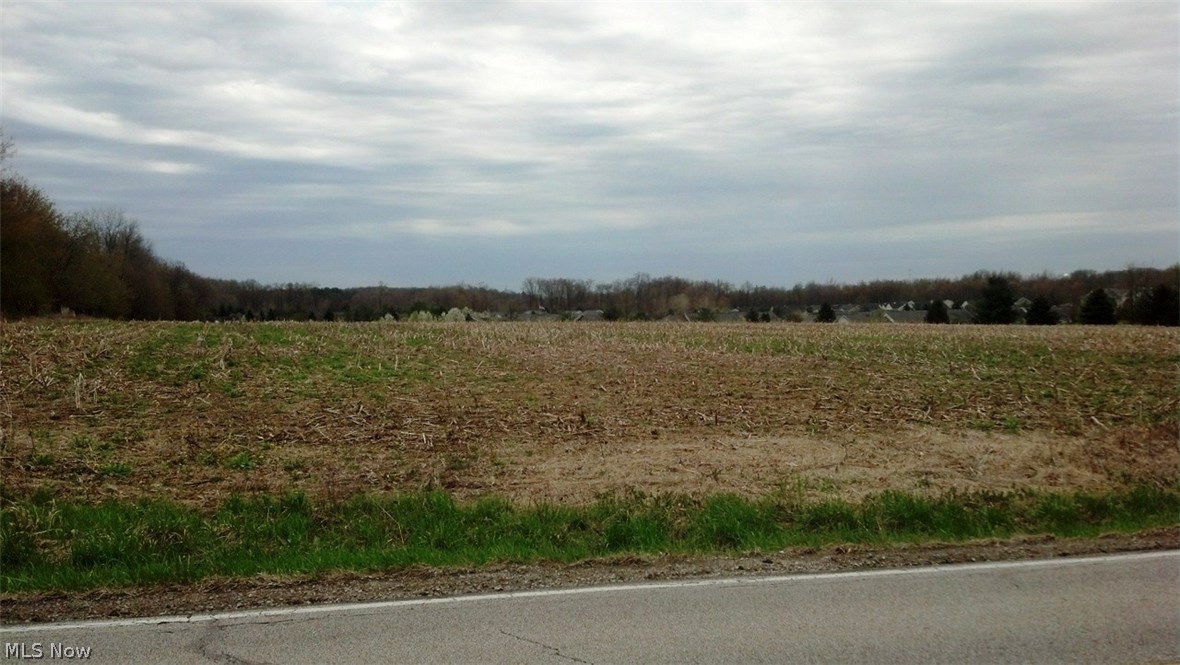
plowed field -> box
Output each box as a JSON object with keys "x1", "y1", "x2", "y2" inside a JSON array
[{"x1": 2, "y1": 321, "x2": 1175, "y2": 506}]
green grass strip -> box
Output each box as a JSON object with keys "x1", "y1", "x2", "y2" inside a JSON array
[{"x1": 1, "y1": 485, "x2": 1176, "y2": 594}]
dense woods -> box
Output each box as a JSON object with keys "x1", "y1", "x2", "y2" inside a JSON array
[{"x1": 2, "y1": 161, "x2": 1177, "y2": 324}]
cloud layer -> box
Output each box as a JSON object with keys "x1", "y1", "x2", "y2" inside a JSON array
[{"x1": 4, "y1": 1, "x2": 1176, "y2": 288}]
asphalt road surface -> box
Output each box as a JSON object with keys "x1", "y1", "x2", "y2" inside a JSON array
[{"x1": 2, "y1": 551, "x2": 1176, "y2": 664}]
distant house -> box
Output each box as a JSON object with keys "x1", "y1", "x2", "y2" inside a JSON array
[
  {"x1": 1051, "y1": 303, "x2": 1075, "y2": 323},
  {"x1": 883, "y1": 310, "x2": 927, "y2": 324},
  {"x1": 790, "y1": 299, "x2": 1017, "y2": 324},
  {"x1": 715, "y1": 309, "x2": 746, "y2": 323},
  {"x1": 1104, "y1": 289, "x2": 1130, "y2": 308},
  {"x1": 574, "y1": 309, "x2": 605, "y2": 322},
  {"x1": 948, "y1": 310, "x2": 975, "y2": 324},
  {"x1": 838, "y1": 310, "x2": 890, "y2": 324}
]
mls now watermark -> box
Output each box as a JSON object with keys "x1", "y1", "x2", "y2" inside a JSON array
[{"x1": 4, "y1": 643, "x2": 92, "y2": 660}]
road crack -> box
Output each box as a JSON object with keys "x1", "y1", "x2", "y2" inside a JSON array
[
  {"x1": 499, "y1": 628, "x2": 594, "y2": 664},
  {"x1": 191, "y1": 622, "x2": 277, "y2": 665}
]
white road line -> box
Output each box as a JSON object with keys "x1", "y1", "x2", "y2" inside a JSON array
[{"x1": 3, "y1": 550, "x2": 1175, "y2": 633}]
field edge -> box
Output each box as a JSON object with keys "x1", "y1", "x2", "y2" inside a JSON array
[{"x1": 1, "y1": 525, "x2": 1175, "y2": 625}]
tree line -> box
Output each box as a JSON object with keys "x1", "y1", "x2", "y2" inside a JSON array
[
  {"x1": 945, "y1": 275, "x2": 1178, "y2": 326},
  {"x1": 2, "y1": 146, "x2": 1176, "y2": 324}
]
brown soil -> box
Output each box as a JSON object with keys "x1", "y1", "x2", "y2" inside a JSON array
[
  {"x1": 2, "y1": 322, "x2": 1175, "y2": 507},
  {"x1": 479, "y1": 426, "x2": 1175, "y2": 504}
]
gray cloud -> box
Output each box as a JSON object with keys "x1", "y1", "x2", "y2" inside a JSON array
[{"x1": 3, "y1": 1, "x2": 1175, "y2": 288}]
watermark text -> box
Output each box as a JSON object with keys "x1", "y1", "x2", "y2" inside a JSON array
[{"x1": 4, "y1": 643, "x2": 92, "y2": 660}]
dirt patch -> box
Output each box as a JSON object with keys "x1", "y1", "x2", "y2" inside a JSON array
[
  {"x1": 456, "y1": 425, "x2": 1177, "y2": 504},
  {"x1": 2, "y1": 528, "x2": 1175, "y2": 624}
]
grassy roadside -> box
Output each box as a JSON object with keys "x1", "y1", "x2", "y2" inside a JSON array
[{"x1": 2, "y1": 485, "x2": 1176, "y2": 594}]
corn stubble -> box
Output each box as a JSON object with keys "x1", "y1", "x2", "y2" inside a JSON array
[{"x1": 1, "y1": 321, "x2": 1175, "y2": 507}]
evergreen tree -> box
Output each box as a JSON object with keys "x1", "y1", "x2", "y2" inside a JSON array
[
  {"x1": 925, "y1": 299, "x2": 950, "y2": 324},
  {"x1": 816, "y1": 302, "x2": 837, "y2": 323},
  {"x1": 1078, "y1": 289, "x2": 1117, "y2": 325},
  {"x1": 1024, "y1": 296, "x2": 1059, "y2": 325},
  {"x1": 1134, "y1": 283, "x2": 1180, "y2": 326},
  {"x1": 973, "y1": 276, "x2": 1017, "y2": 324}
]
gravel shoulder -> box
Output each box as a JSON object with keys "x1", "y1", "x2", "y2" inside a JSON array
[{"x1": 3, "y1": 527, "x2": 1175, "y2": 625}]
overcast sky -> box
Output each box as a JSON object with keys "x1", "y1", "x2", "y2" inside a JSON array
[{"x1": 3, "y1": 1, "x2": 1176, "y2": 290}]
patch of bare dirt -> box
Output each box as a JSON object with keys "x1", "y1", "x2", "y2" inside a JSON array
[
  {"x1": 3, "y1": 528, "x2": 1175, "y2": 625},
  {"x1": 456, "y1": 425, "x2": 1178, "y2": 504}
]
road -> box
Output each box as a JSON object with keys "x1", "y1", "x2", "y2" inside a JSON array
[{"x1": 2, "y1": 551, "x2": 1176, "y2": 664}]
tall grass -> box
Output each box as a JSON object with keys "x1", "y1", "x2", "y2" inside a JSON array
[{"x1": 2, "y1": 485, "x2": 1175, "y2": 594}]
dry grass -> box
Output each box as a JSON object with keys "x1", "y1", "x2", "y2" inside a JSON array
[{"x1": 1, "y1": 321, "x2": 1175, "y2": 506}]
